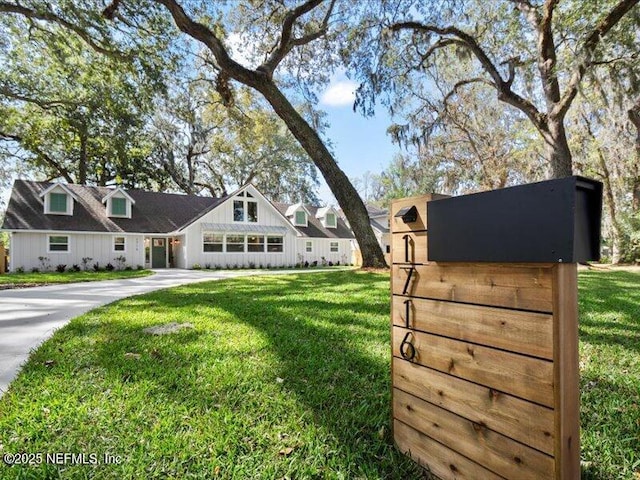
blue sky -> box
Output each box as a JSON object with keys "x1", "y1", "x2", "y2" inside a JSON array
[{"x1": 316, "y1": 74, "x2": 400, "y2": 204}]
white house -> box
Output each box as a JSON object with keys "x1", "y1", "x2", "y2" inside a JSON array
[{"x1": 2, "y1": 180, "x2": 355, "y2": 271}]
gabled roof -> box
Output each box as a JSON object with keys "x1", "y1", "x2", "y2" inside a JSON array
[
  {"x1": 315, "y1": 206, "x2": 338, "y2": 219},
  {"x1": 285, "y1": 202, "x2": 311, "y2": 217},
  {"x1": 2, "y1": 180, "x2": 223, "y2": 234},
  {"x1": 274, "y1": 202, "x2": 354, "y2": 239},
  {"x1": 101, "y1": 186, "x2": 136, "y2": 204},
  {"x1": 38, "y1": 182, "x2": 79, "y2": 201}
]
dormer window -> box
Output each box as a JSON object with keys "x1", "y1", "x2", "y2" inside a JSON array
[
  {"x1": 316, "y1": 206, "x2": 339, "y2": 229},
  {"x1": 285, "y1": 202, "x2": 310, "y2": 227},
  {"x1": 102, "y1": 187, "x2": 135, "y2": 219},
  {"x1": 40, "y1": 183, "x2": 77, "y2": 216},
  {"x1": 295, "y1": 210, "x2": 307, "y2": 226}
]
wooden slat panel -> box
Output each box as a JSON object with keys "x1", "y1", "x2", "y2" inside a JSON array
[
  {"x1": 392, "y1": 326, "x2": 554, "y2": 407},
  {"x1": 394, "y1": 419, "x2": 505, "y2": 480},
  {"x1": 393, "y1": 358, "x2": 554, "y2": 454},
  {"x1": 392, "y1": 263, "x2": 554, "y2": 312},
  {"x1": 391, "y1": 231, "x2": 428, "y2": 265},
  {"x1": 392, "y1": 296, "x2": 553, "y2": 359},
  {"x1": 552, "y1": 264, "x2": 580, "y2": 480},
  {"x1": 394, "y1": 389, "x2": 555, "y2": 480}
]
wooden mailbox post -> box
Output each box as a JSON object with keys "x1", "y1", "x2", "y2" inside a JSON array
[{"x1": 391, "y1": 177, "x2": 602, "y2": 480}]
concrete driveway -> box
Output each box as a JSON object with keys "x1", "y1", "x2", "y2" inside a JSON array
[{"x1": 0, "y1": 269, "x2": 291, "y2": 396}]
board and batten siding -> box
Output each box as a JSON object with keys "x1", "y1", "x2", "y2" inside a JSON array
[
  {"x1": 10, "y1": 232, "x2": 145, "y2": 271},
  {"x1": 182, "y1": 187, "x2": 298, "y2": 268},
  {"x1": 295, "y1": 238, "x2": 353, "y2": 265}
]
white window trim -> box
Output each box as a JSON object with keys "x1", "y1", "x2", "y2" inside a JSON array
[
  {"x1": 266, "y1": 235, "x2": 284, "y2": 254},
  {"x1": 47, "y1": 234, "x2": 70, "y2": 253},
  {"x1": 305, "y1": 240, "x2": 313, "y2": 253},
  {"x1": 325, "y1": 213, "x2": 337, "y2": 229},
  {"x1": 247, "y1": 234, "x2": 266, "y2": 253},
  {"x1": 44, "y1": 192, "x2": 73, "y2": 216},
  {"x1": 233, "y1": 198, "x2": 258, "y2": 223},
  {"x1": 113, "y1": 236, "x2": 127, "y2": 253},
  {"x1": 330, "y1": 241, "x2": 339, "y2": 253},
  {"x1": 107, "y1": 196, "x2": 132, "y2": 219},
  {"x1": 225, "y1": 233, "x2": 246, "y2": 253},
  {"x1": 202, "y1": 232, "x2": 224, "y2": 253},
  {"x1": 294, "y1": 210, "x2": 308, "y2": 227}
]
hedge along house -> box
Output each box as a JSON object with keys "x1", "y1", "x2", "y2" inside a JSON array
[{"x1": 2, "y1": 180, "x2": 355, "y2": 271}]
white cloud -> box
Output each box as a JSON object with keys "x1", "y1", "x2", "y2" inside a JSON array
[{"x1": 320, "y1": 80, "x2": 357, "y2": 107}]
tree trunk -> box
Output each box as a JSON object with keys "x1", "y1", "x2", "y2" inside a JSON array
[
  {"x1": 628, "y1": 100, "x2": 640, "y2": 211},
  {"x1": 546, "y1": 118, "x2": 573, "y2": 179},
  {"x1": 256, "y1": 79, "x2": 387, "y2": 267},
  {"x1": 78, "y1": 128, "x2": 88, "y2": 185}
]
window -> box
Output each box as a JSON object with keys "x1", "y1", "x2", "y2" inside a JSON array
[
  {"x1": 111, "y1": 197, "x2": 127, "y2": 216},
  {"x1": 267, "y1": 236, "x2": 284, "y2": 253},
  {"x1": 233, "y1": 200, "x2": 244, "y2": 222},
  {"x1": 330, "y1": 241, "x2": 339, "y2": 253},
  {"x1": 247, "y1": 201, "x2": 258, "y2": 222},
  {"x1": 114, "y1": 236, "x2": 126, "y2": 252},
  {"x1": 247, "y1": 235, "x2": 265, "y2": 252},
  {"x1": 49, "y1": 193, "x2": 68, "y2": 213},
  {"x1": 234, "y1": 198, "x2": 258, "y2": 223},
  {"x1": 305, "y1": 241, "x2": 313, "y2": 253},
  {"x1": 48, "y1": 235, "x2": 69, "y2": 252},
  {"x1": 203, "y1": 233, "x2": 223, "y2": 252},
  {"x1": 325, "y1": 213, "x2": 337, "y2": 228},
  {"x1": 226, "y1": 234, "x2": 245, "y2": 252},
  {"x1": 295, "y1": 210, "x2": 306, "y2": 225}
]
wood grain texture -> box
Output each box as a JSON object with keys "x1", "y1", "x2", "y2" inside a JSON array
[
  {"x1": 392, "y1": 296, "x2": 553, "y2": 359},
  {"x1": 552, "y1": 264, "x2": 580, "y2": 480},
  {"x1": 393, "y1": 357, "x2": 554, "y2": 455},
  {"x1": 391, "y1": 231, "x2": 428, "y2": 265},
  {"x1": 392, "y1": 263, "x2": 554, "y2": 312},
  {"x1": 394, "y1": 389, "x2": 555, "y2": 480},
  {"x1": 394, "y1": 419, "x2": 505, "y2": 480},
  {"x1": 392, "y1": 326, "x2": 554, "y2": 407},
  {"x1": 391, "y1": 194, "x2": 447, "y2": 234}
]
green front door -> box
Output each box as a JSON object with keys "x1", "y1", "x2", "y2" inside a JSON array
[{"x1": 151, "y1": 238, "x2": 167, "y2": 268}]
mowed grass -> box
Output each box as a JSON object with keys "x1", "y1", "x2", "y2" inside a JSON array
[
  {"x1": 0, "y1": 269, "x2": 638, "y2": 479},
  {"x1": 0, "y1": 269, "x2": 153, "y2": 288},
  {"x1": 0, "y1": 271, "x2": 424, "y2": 479},
  {"x1": 578, "y1": 270, "x2": 640, "y2": 480}
]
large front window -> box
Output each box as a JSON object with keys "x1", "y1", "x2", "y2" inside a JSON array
[
  {"x1": 48, "y1": 235, "x2": 69, "y2": 252},
  {"x1": 247, "y1": 235, "x2": 264, "y2": 252},
  {"x1": 49, "y1": 193, "x2": 68, "y2": 213},
  {"x1": 233, "y1": 196, "x2": 258, "y2": 223},
  {"x1": 267, "y1": 236, "x2": 283, "y2": 253},
  {"x1": 226, "y1": 234, "x2": 245, "y2": 252},
  {"x1": 203, "y1": 233, "x2": 223, "y2": 252}
]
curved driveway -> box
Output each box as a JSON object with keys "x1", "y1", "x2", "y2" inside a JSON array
[{"x1": 0, "y1": 269, "x2": 309, "y2": 396}]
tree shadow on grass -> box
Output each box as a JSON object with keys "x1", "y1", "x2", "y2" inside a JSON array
[
  {"x1": 3, "y1": 271, "x2": 427, "y2": 479},
  {"x1": 578, "y1": 271, "x2": 640, "y2": 353}
]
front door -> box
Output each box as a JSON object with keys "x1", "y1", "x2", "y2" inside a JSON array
[{"x1": 151, "y1": 238, "x2": 167, "y2": 268}]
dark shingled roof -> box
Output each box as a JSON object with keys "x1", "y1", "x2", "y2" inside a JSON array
[
  {"x1": 2, "y1": 180, "x2": 224, "y2": 233},
  {"x1": 273, "y1": 202, "x2": 354, "y2": 239}
]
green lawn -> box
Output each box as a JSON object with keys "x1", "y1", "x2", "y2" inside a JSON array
[
  {"x1": 0, "y1": 270, "x2": 638, "y2": 479},
  {"x1": 0, "y1": 269, "x2": 153, "y2": 288}
]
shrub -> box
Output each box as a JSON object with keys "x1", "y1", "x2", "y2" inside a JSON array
[
  {"x1": 31, "y1": 267, "x2": 39, "y2": 273},
  {"x1": 248, "y1": 262, "x2": 256, "y2": 269},
  {"x1": 38, "y1": 256, "x2": 51, "y2": 272},
  {"x1": 304, "y1": 261, "x2": 309, "y2": 268},
  {"x1": 15, "y1": 267, "x2": 25, "y2": 274},
  {"x1": 125, "y1": 266, "x2": 133, "y2": 271},
  {"x1": 105, "y1": 263, "x2": 115, "y2": 271},
  {"x1": 113, "y1": 255, "x2": 126, "y2": 270},
  {"x1": 192, "y1": 263, "x2": 202, "y2": 270},
  {"x1": 93, "y1": 262, "x2": 100, "y2": 272},
  {"x1": 328, "y1": 261, "x2": 334, "y2": 267},
  {"x1": 136, "y1": 265, "x2": 144, "y2": 270},
  {"x1": 81, "y1": 257, "x2": 93, "y2": 271},
  {"x1": 312, "y1": 260, "x2": 318, "y2": 267},
  {"x1": 321, "y1": 256, "x2": 328, "y2": 267},
  {"x1": 56, "y1": 264, "x2": 67, "y2": 273},
  {"x1": 204, "y1": 263, "x2": 211, "y2": 270},
  {"x1": 72, "y1": 264, "x2": 81, "y2": 272}
]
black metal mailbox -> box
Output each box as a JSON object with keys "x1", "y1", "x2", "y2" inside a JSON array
[{"x1": 427, "y1": 176, "x2": 603, "y2": 263}]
